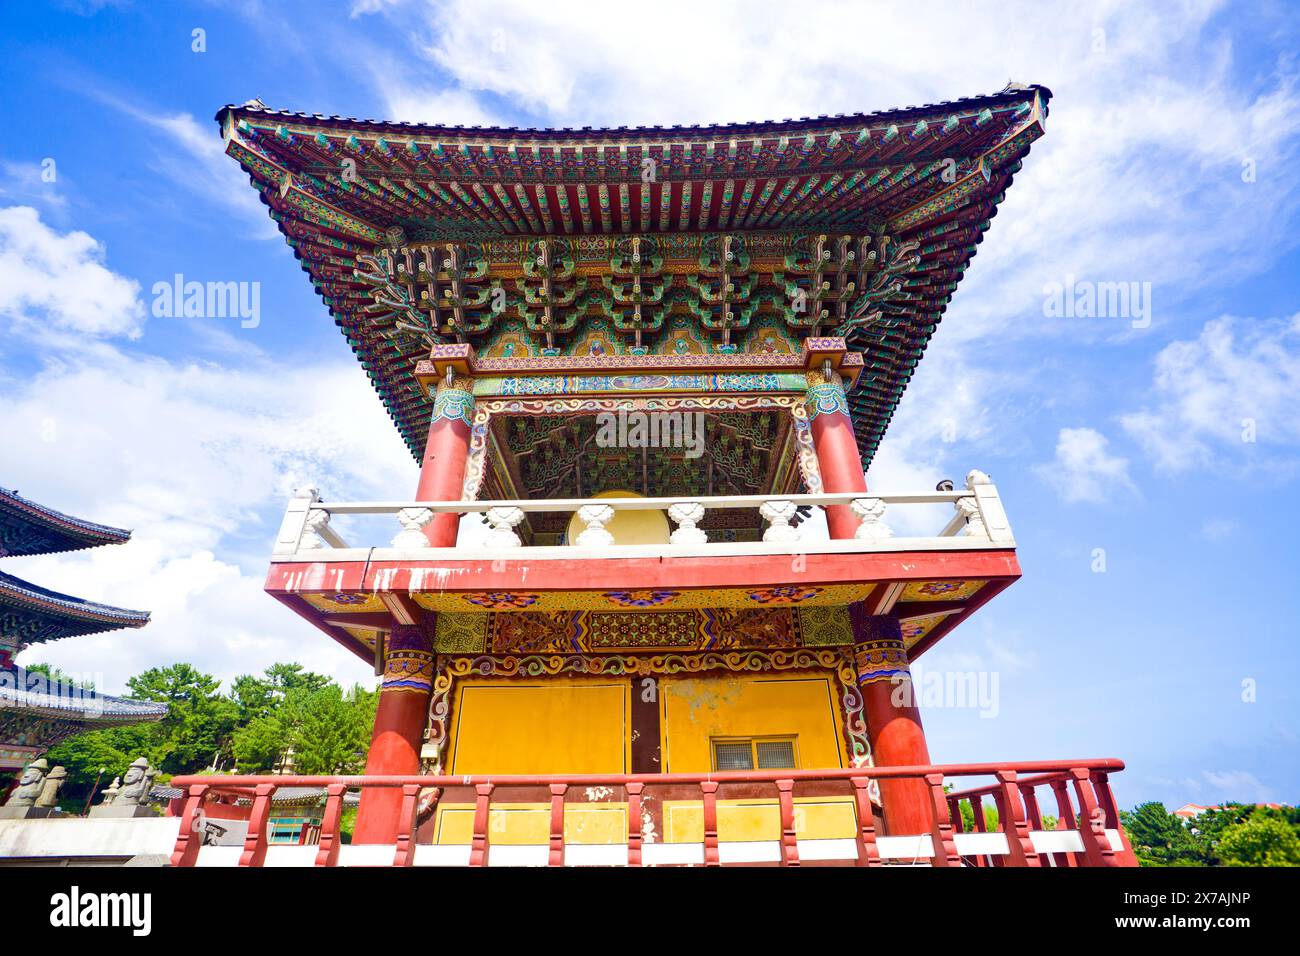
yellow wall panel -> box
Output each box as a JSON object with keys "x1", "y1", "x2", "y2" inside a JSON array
[
  {"x1": 448, "y1": 679, "x2": 630, "y2": 774},
  {"x1": 660, "y1": 673, "x2": 846, "y2": 772},
  {"x1": 663, "y1": 796, "x2": 859, "y2": 842},
  {"x1": 434, "y1": 803, "x2": 628, "y2": 846}
]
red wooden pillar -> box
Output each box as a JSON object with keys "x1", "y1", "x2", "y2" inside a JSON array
[
  {"x1": 849, "y1": 605, "x2": 934, "y2": 836},
  {"x1": 416, "y1": 384, "x2": 476, "y2": 547},
  {"x1": 807, "y1": 372, "x2": 867, "y2": 539},
  {"x1": 353, "y1": 622, "x2": 435, "y2": 844}
]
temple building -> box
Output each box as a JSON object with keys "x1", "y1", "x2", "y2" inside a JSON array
[
  {"x1": 0, "y1": 488, "x2": 166, "y2": 785},
  {"x1": 165, "y1": 83, "x2": 1134, "y2": 867}
]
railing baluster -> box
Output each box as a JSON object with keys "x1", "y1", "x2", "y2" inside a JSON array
[
  {"x1": 169, "y1": 784, "x2": 209, "y2": 868},
  {"x1": 925, "y1": 773, "x2": 961, "y2": 867},
  {"x1": 575, "y1": 503, "x2": 616, "y2": 546},
  {"x1": 851, "y1": 779, "x2": 881, "y2": 867},
  {"x1": 776, "y1": 779, "x2": 800, "y2": 867},
  {"x1": 1069, "y1": 768, "x2": 1118, "y2": 867},
  {"x1": 391, "y1": 507, "x2": 434, "y2": 548},
  {"x1": 851, "y1": 497, "x2": 892, "y2": 539},
  {"x1": 470, "y1": 783, "x2": 494, "y2": 867},
  {"x1": 484, "y1": 505, "x2": 526, "y2": 547},
  {"x1": 759, "y1": 499, "x2": 800, "y2": 543},
  {"x1": 994, "y1": 770, "x2": 1040, "y2": 867},
  {"x1": 968, "y1": 794, "x2": 988, "y2": 866},
  {"x1": 314, "y1": 783, "x2": 347, "y2": 867},
  {"x1": 667, "y1": 501, "x2": 708, "y2": 545},
  {"x1": 626, "y1": 782, "x2": 644, "y2": 867},
  {"x1": 239, "y1": 783, "x2": 275, "y2": 867},
  {"x1": 548, "y1": 783, "x2": 567, "y2": 867},
  {"x1": 1049, "y1": 777, "x2": 1080, "y2": 868},
  {"x1": 1091, "y1": 770, "x2": 1138, "y2": 866},
  {"x1": 393, "y1": 783, "x2": 422, "y2": 867},
  {"x1": 700, "y1": 781, "x2": 720, "y2": 867}
]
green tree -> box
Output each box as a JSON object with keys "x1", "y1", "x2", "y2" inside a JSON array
[
  {"x1": 43, "y1": 722, "x2": 158, "y2": 809},
  {"x1": 1120, "y1": 802, "x2": 1206, "y2": 866},
  {"x1": 231, "y1": 714, "x2": 287, "y2": 772},
  {"x1": 231, "y1": 663, "x2": 333, "y2": 723},
  {"x1": 1218, "y1": 814, "x2": 1300, "y2": 867},
  {"x1": 282, "y1": 683, "x2": 376, "y2": 775},
  {"x1": 126, "y1": 663, "x2": 239, "y2": 773},
  {"x1": 21, "y1": 662, "x2": 95, "y2": 690}
]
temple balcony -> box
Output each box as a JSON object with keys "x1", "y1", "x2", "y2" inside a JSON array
[
  {"x1": 266, "y1": 471, "x2": 1018, "y2": 660},
  {"x1": 162, "y1": 760, "x2": 1135, "y2": 868}
]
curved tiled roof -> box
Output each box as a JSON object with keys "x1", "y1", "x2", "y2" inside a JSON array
[
  {"x1": 215, "y1": 85, "x2": 1049, "y2": 464},
  {"x1": 0, "y1": 486, "x2": 132, "y2": 558},
  {"x1": 217, "y1": 84, "x2": 1053, "y2": 139},
  {"x1": 0, "y1": 669, "x2": 167, "y2": 722},
  {"x1": 0, "y1": 569, "x2": 149, "y2": 646}
]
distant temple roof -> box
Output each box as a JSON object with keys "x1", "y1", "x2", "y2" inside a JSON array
[
  {"x1": 0, "y1": 672, "x2": 167, "y2": 723},
  {"x1": 0, "y1": 486, "x2": 133, "y2": 557},
  {"x1": 0, "y1": 486, "x2": 148, "y2": 660},
  {"x1": 0, "y1": 570, "x2": 150, "y2": 646},
  {"x1": 215, "y1": 84, "x2": 1050, "y2": 464}
]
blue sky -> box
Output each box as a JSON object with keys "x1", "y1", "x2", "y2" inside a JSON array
[{"x1": 1, "y1": 0, "x2": 1297, "y2": 810}]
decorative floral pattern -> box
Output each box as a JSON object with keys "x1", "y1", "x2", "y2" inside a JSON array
[
  {"x1": 746, "y1": 585, "x2": 824, "y2": 604},
  {"x1": 461, "y1": 592, "x2": 540, "y2": 609},
  {"x1": 602, "y1": 590, "x2": 679, "y2": 608}
]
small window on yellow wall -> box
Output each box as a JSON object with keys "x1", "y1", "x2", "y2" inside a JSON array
[{"x1": 711, "y1": 736, "x2": 798, "y2": 771}]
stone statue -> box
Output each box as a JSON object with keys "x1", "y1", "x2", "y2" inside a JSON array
[
  {"x1": 0, "y1": 759, "x2": 63, "y2": 818},
  {"x1": 118, "y1": 757, "x2": 156, "y2": 806},
  {"x1": 3, "y1": 759, "x2": 48, "y2": 807},
  {"x1": 90, "y1": 758, "x2": 158, "y2": 818},
  {"x1": 35, "y1": 765, "x2": 67, "y2": 808}
]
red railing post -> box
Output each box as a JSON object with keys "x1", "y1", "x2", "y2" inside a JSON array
[
  {"x1": 1048, "y1": 777, "x2": 1080, "y2": 867},
  {"x1": 548, "y1": 783, "x2": 567, "y2": 867},
  {"x1": 851, "y1": 778, "x2": 881, "y2": 867},
  {"x1": 626, "y1": 782, "x2": 644, "y2": 867},
  {"x1": 925, "y1": 773, "x2": 961, "y2": 867},
  {"x1": 948, "y1": 796, "x2": 964, "y2": 831},
  {"x1": 470, "y1": 782, "x2": 494, "y2": 867},
  {"x1": 314, "y1": 783, "x2": 348, "y2": 867},
  {"x1": 169, "y1": 784, "x2": 209, "y2": 868},
  {"x1": 968, "y1": 794, "x2": 989, "y2": 866},
  {"x1": 994, "y1": 770, "x2": 1040, "y2": 867},
  {"x1": 239, "y1": 783, "x2": 275, "y2": 867},
  {"x1": 1069, "y1": 768, "x2": 1118, "y2": 867},
  {"x1": 393, "y1": 783, "x2": 422, "y2": 867},
  {"x1": 776, "y1": 779, "x2": 800, "y2": 867},
  {"x1": 1091, "y1": 770, "x2": 1138, "y2": 866},
  {"x1": 701, "y1": 781, "x2": 720, "y2": 866}
]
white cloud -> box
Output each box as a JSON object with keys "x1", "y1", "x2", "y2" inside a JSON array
[
  {"x1": 0, "y1": 205, "x2": 144, "y2": 340},
  {"x1": 1196, "y1": 769, "x2": 1278, "y2": 805},
  {"x1": 1199, "y1": 518, "x2": 1237, "y2": 541},
  {"x1": 1, "y1": 343, "x2": 416, "y2": 691},
  {"x1": 1121, "y1": 315, "x2": 1300, "y2": 473},
  {"x1": 373, "y1": 79, "x2": 510, "y2": 127},
  {"x1": 82, "y1": 91, "x2": 277, "y2": 240},
  {"x1": 0, "y1": 157, "x2": 67, "y2": 213},
  {"x1": 1036, "y1": 427, "x2": 1134, "y2": 504},
  {"x1": 355, "y1": 0, "x2": 1300, "y2": 513}
]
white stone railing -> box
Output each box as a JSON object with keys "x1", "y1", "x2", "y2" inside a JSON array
[{"x1": 271, "y1": 470, "x2": 1013, "y2": 560}]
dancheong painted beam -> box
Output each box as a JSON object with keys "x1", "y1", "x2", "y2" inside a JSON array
[{"x1": 215, "y1": 84, "x2": 1050, "y2": 465}]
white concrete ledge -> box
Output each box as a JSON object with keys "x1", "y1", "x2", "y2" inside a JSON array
[{"x1": 0, "y1": 817, "x2": 180, "y2": 860}]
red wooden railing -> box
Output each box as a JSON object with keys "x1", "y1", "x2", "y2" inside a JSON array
[{"x1": 168, "y1": 759, "x2": 1133, "y2": 868}]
